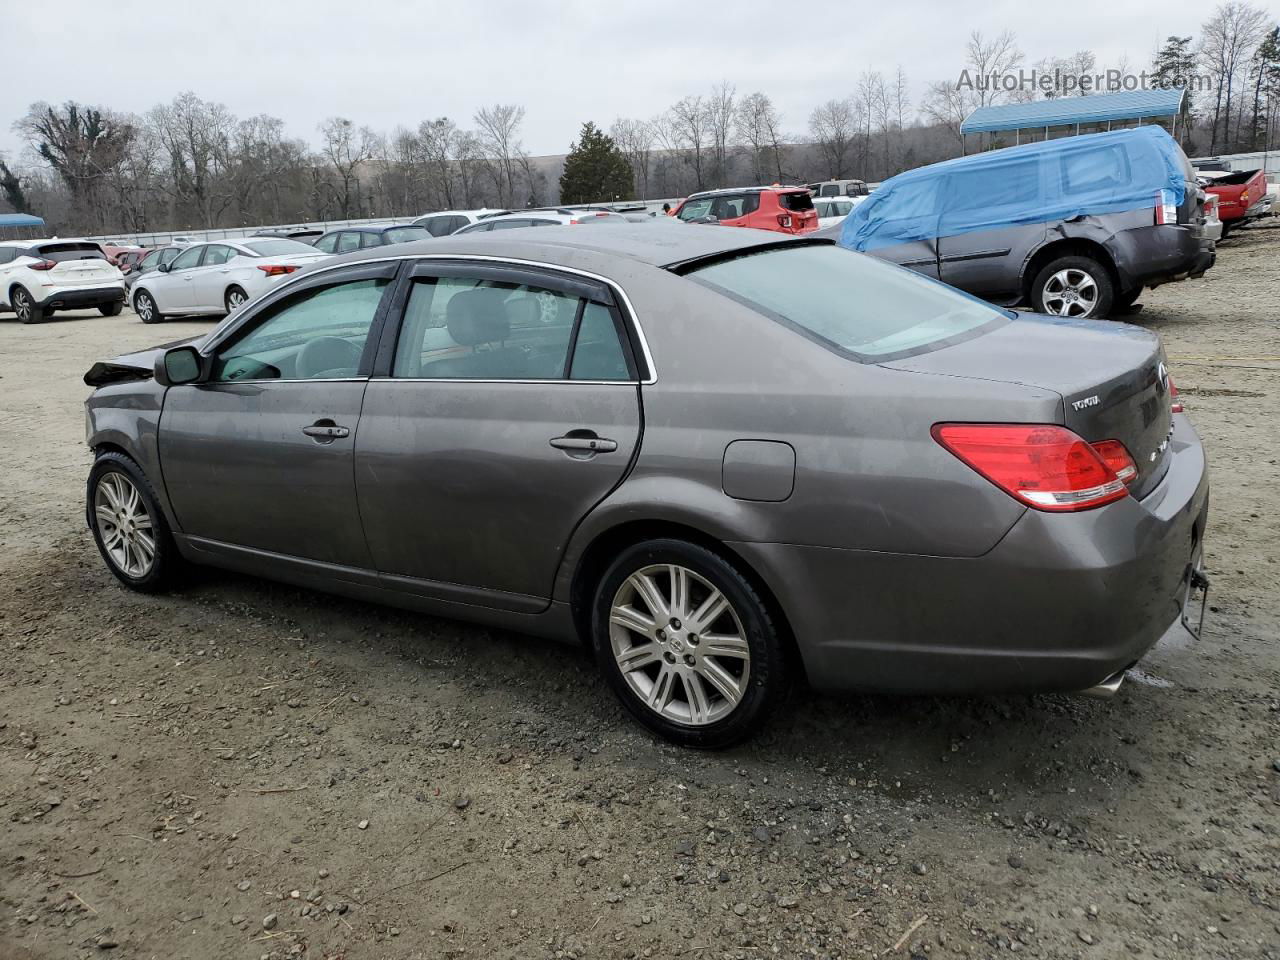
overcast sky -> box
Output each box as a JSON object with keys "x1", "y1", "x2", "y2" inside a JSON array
[{"x1": 2, "y1": 0, "x2": 1214, "y2": 162}]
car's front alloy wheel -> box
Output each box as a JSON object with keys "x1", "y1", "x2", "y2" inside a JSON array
[
  {"x1": 88, "y1": 453, "x2": 177, "y2": 591},
  {"x1": 134, "y1": 291, "x2": 161, "y2": 324},
  {"x1": 592, "y1": 539, "x2": 787, "y2": 748}
]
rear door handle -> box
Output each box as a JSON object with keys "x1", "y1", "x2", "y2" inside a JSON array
[
  {"x1": 550, "y1": 434, "x2": 617, "y2": 454},
  {"x1": 303, "y1": 420, "x2": 350, "y2": 442}
]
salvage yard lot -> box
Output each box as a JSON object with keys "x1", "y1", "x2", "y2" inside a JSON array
[{"x1": 2, "y1": 226, "x2": 1278, "y2": 959}]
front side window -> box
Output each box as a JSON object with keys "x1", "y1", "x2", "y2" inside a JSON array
[
  {"x1": 677, "y1": 198, "x2": 714, "y2": 221},
  {"x1": 210, "y1": 278, "x2": 390, "y2": 382},
  {"x1": 360, "y1": 232, "x2": 384, "y2": 249},
  {"x1": 689, "y1": 244, "x2": 1007, "y2": 362},
  {"x1": 821, "y1": 184, "x2": 840, "y2": 196},
  {"x1": 170, "y1": 247, "x2": 204, "y2": 271},
  {"x1": 313, "y1": 234, "x2": 339, "y2": 254}
]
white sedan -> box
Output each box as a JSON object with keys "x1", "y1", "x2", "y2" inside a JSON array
[
  {"x1": 130, "y1": 238, "x2": 329, "y2": 323},
  {"x1": 813, "y1": 197, "x2": 862, "y2": 229}
]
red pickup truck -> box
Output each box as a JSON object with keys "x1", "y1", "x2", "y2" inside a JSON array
[{"x1": 1200, "y1": 168, "x2": 1273, "y2": 237}]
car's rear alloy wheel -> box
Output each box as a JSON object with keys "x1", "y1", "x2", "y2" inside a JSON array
[
  {"x1": 1031, "y1": 255, "x2": 1114, "y2": 319},
  {"x1": 225, "y1": 285, "x2": 248, "y2": 313},
  {"x1": 592, "y1": 540, "x2": 787, "y2": 748},
  {"x1": 88, "y1": 453, "x2": 177, "y2": 592},
  {"x1": 12, "y1": 287, "x2": 42, "y2": 324}
]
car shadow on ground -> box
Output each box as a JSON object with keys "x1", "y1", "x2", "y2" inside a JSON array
[{"x1": 143, "y1": 557, "x2": 1175, "y2": 815}]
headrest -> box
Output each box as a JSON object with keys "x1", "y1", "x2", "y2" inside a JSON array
[
  {"x1": 446, "y1": 288, "x2": 510, "y2": 346},
  {"x1": 503, "y1": 295, "x2": 541, "y2": 329}
]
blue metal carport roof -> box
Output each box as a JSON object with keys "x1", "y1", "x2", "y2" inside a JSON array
[
  {"x1": 0, "y1": 213, "x2": 45, "y2": 227},
  {"x1": 961, "y1": 89, "x2": 1185, "y2": 134}
]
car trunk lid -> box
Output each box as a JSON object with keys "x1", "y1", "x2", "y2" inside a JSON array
[
  {"x1": 36, "y1": 243, "x2": 120, "y2": 286},
  {"x1": 882, "y1": 314, "x2": 1175, "y2": 499}
]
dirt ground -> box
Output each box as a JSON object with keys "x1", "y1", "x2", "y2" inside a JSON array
[{"x1": 2, "y1": 225, "x2": 1278, "y2": 960}]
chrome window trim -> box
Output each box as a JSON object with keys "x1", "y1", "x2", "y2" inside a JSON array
[
  {"x1": 200, "y1": 253, "x2": 658, "y2": 385},
  {"x1": 370, "y1": 378, "x2": 637, "y2": 386}
]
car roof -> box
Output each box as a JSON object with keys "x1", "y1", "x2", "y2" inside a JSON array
[
  {"x1": 323, "y1": 224, "x2": 425, "y2": 234},
  {"x1": 685, "y1": 186, "x2": 807, "y2": 200},
  {"x1": 312, "y1": 221, "x2": 819, "y2": 272}
]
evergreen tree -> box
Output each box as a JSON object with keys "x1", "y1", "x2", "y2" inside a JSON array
[
  {"x1": 558, "y1": 122, "x2": 634, "y2": 205},
  {"x1": 1152, "y1": 36, "x2": 1197, "y2": 146}
]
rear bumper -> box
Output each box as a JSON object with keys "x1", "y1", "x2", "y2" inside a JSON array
[
  {"x1": 39, "y1": 284, "x2": 126, "y2": 310},
  {"x1": 1109, "y1": 225, "x2": 1214, "y2": 290},
  {"x1": 733, "y1": 414, "x2": 1209, "y2": 695}
]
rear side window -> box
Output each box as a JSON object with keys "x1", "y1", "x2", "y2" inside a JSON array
[
  {"x1": 947, "y1": 159, "x2": 1040, "y2": 214},
  {"x1": 779, "y1": 192, "x2": 815, "y2": 212},
  {"x1": 34, "y1": 242, "x2": 106, "y2": 263},
  {"x1": 422, "y1": 216, "x2": 455, "y2": 237},
  {"x1": 384, "y1": 226, "x2": 429, "y2": 244},
  {"x1": 688, "y1": 244, "x2": 1007, "y2": 362},
  {"x1": 0, "y1": 248, "x2": 15, "y2": 264},
  {"x1": 1061, "y1": 145, "x2": 1131, "y2": 194},
  {"x1": 313, "y1": 234, "x2": 339, "y2": 254},
  {"x1": 336, "y1": 233, "x2": 361, "y2": 253}
]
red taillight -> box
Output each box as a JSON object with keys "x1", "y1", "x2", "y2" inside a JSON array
[
  {"x1": 1155, "y1": 189, "x2": 1177, "y2": 225},
  {"x1": 1089, "y1": 439, "x2": 1138, "y2": 485},
  {"x1": 256, "y1": 264, "x2": 299, "y2": 276},
  {"x1": 28, "y1": 259, "x2": 57, "y2": 271},
  {"x1": 1169, "y1": 376, "x2": 1183, "y2": 414},
  {"x1": 932, "y1": 423, "x2": 1129, "y2": 512},
  {"x1": 777, "y1": 214, "x2": 793, "y2": 229},
  {"x1": 568, "y1": 219, "x2": 580, "y2": 225}
]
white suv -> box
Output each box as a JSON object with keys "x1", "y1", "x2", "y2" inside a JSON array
[{"x1": 0, "y1": 240, "x2": 126, "y2": 323}]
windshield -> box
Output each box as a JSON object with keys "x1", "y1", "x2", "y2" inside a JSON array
[
  {"x1": 241, "y1": 238, "x2": 319, "y2": 257},
  {"x1": 688, "y1": 244, "x2": 1008, "y2": 361}
]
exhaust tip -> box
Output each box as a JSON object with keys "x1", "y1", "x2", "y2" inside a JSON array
[{"x1": 1078, "y1": 670, "x2": 1125, "y2": 699}]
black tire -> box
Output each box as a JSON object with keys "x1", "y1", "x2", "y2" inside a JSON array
[
  {"x1": 11, "y1": 286, "x2": 43, "y2": 324},
  {"x1": 224, "y1": 285, "x2": 249, "y2": 314},
  {"x1": 99, "y1": 301, "x2": 124, "y2": 317},
  {"x1": 589, "y1": 538, "x2": 788, "y2": 749},
  {"x1": 1029, "y1": 255, "x2": 1114, "y2": 319},
  {"x1": 87, "y1": 452, "x2": 180, "y2": 593},
  {"x1": 134, "y1": 289, "x2": 163, "y2": 324},
  {"x1": 1113, "y1": 286, "x2": 1143, "y2": 312},
  {"x1": 1219, "y1": 222, "x2": 1232, "y2": 239}
]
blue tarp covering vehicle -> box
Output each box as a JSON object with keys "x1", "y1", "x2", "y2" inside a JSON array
[
  {"x1": 840, "y1": 127, "x2": 1188, "y2": 252},
  {"x1": 835, "y1": 127, "x2": 1211, "y2": 319}
]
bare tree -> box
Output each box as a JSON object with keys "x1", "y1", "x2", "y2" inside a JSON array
[
  {"x1": 921, "y1": 81, "x2": 973, "y2": 149},
  {"x1": 809, "y1": 98, "x2": 857, "y2": 179},
  {"x1": 473, "y1": 104, "x2": 526, "y2": 207},
  {"x1": 706, "y1": 81, "x2": 736, "y2": 187},
  {"x1": 966, "y1": 30, "x2": 1025, "y2": 109},
  {"x1": 667, "y1": 95, "x2": 710, "y2": 191},
  {"x1": 17, "y1": 101, "x2": 136, "y2": 231},
  {"x1": 735, "y1": 92, "x2": 782, "y2": 184},
  {"x1": 610, "y1": 117, "x2": 655, "y2": 199},
  {"x1": 317, "y1": 117, "x2": 378, "y2": 218},
  {"x1": 1200, "y1": 2, "x2": 1270, "y2": 151}
]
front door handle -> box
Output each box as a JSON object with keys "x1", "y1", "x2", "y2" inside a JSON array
[
  {"x1": 550, "y1": 433, "x2": 617, "y2": 454},
  {"x1": 302, "y1": 420, "x2": 350, "y2": 442}
]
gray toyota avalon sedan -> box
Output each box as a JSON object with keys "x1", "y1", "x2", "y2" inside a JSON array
[{"x1": 82, "y1": 223, "x2": 1209, "y2": 747}]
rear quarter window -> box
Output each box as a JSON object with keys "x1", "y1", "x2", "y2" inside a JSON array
[
  {"x1": 779, "y1": 192, "x2": 815, "y2": 212},
  {"x1": 1060, "y1": 144, "x2": 1131, "y2": 194},
  {"x1": 688, "y1": 244, "x2": 1007, "y2": 362}
]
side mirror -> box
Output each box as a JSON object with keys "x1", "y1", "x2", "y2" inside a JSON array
[
  {"x1": 158, "y1": 262, "x2": 171, "y2": 273},
  {"x1": 155, "y1": 345, "x2": 203, "y2": 387}
]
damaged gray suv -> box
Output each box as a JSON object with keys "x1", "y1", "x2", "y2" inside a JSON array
[{"x1": 83, "y1": 224, "x2": 1209, "y2": 747}]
